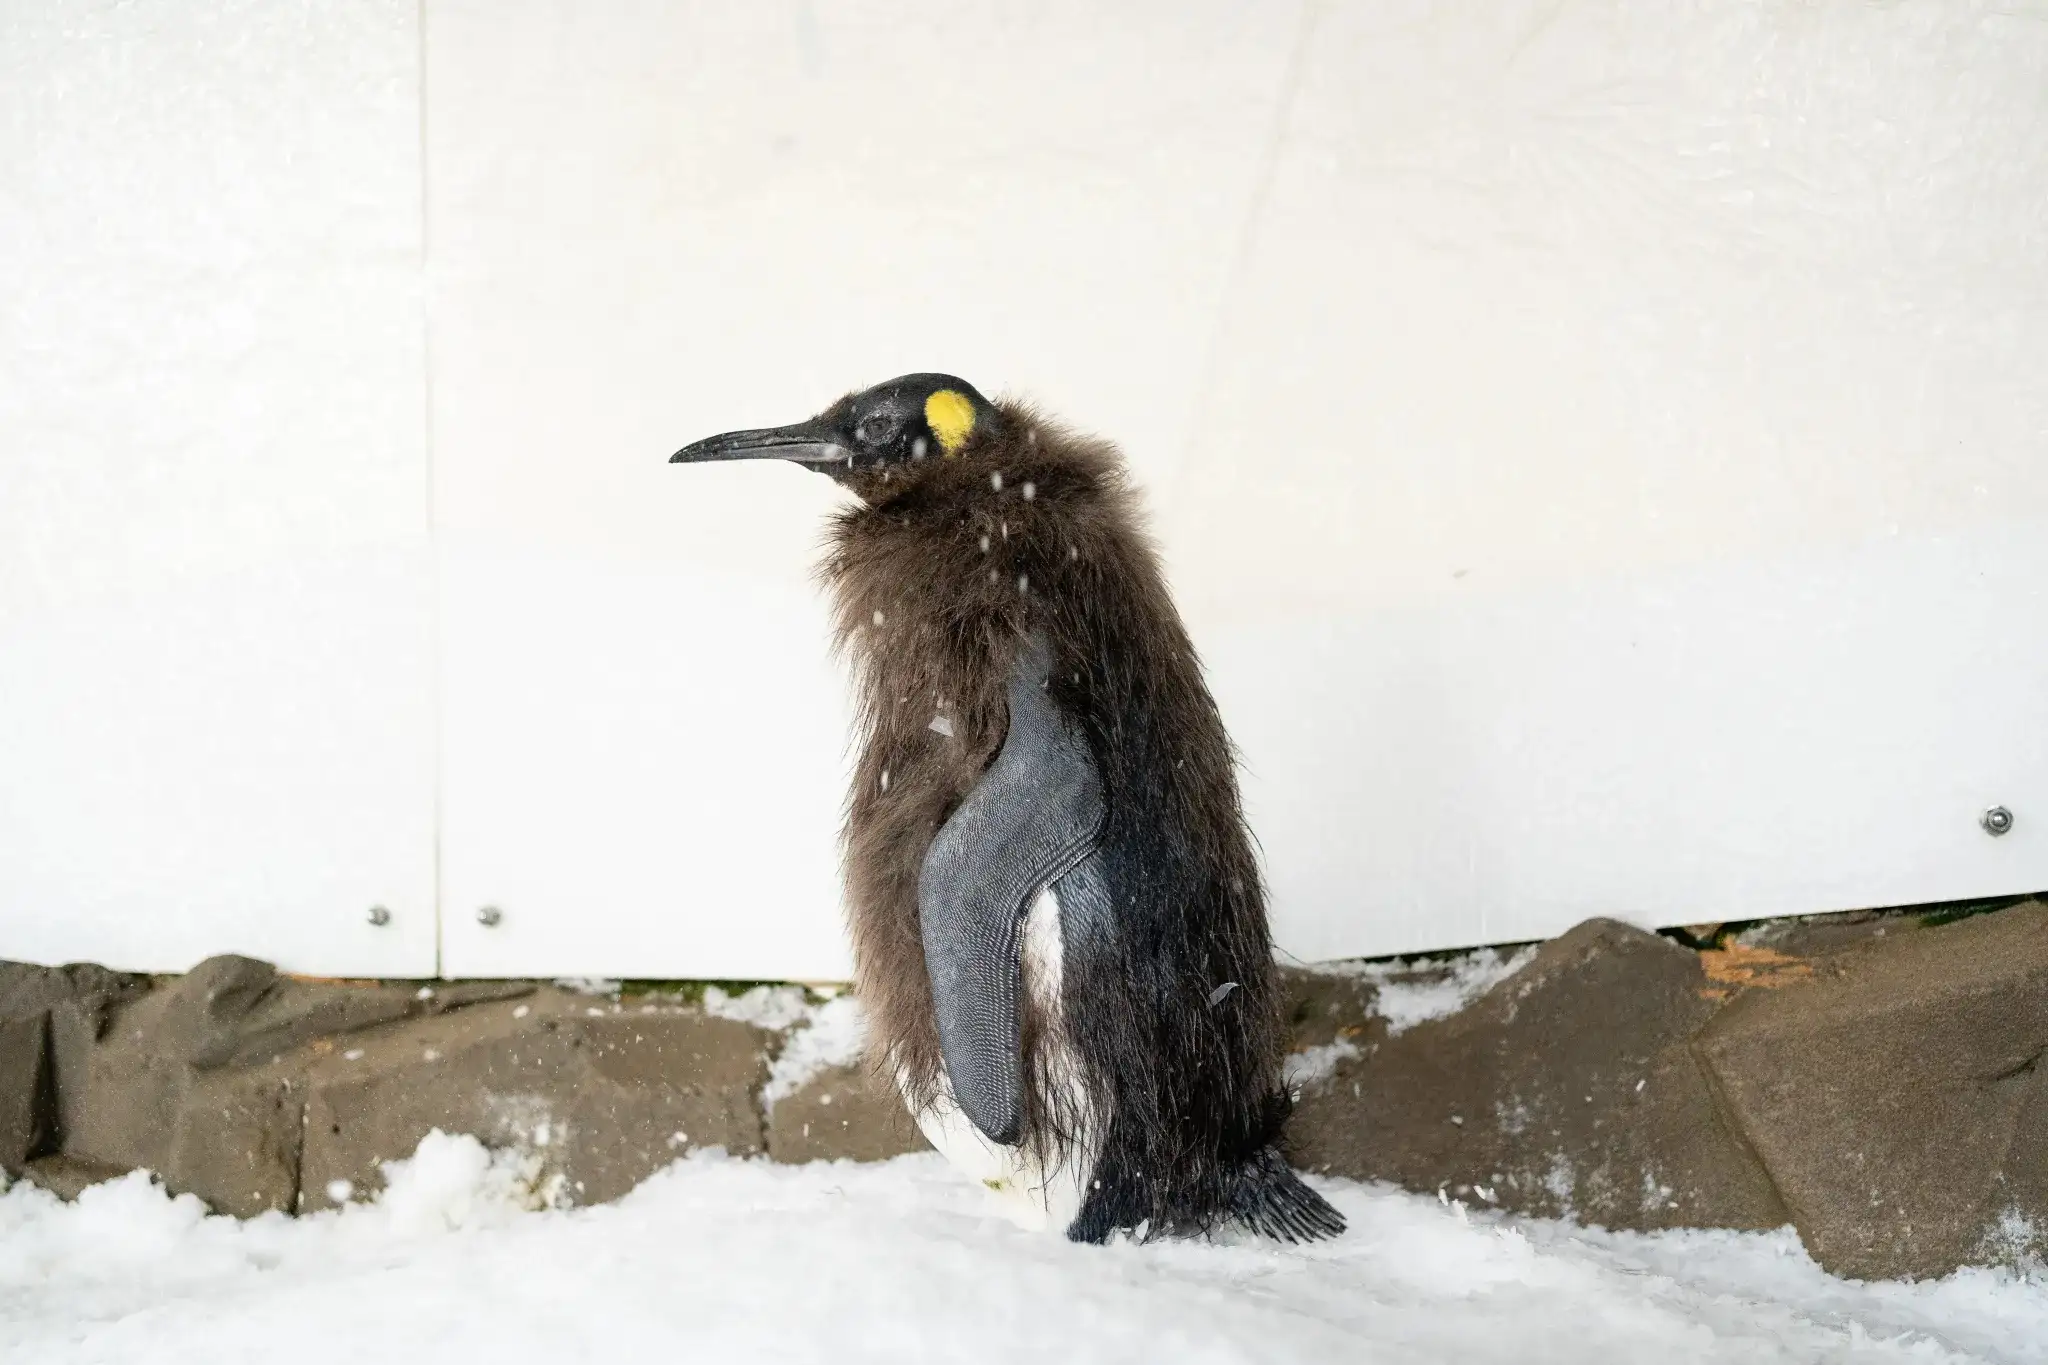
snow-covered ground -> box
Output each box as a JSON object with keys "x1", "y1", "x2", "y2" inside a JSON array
[{"x1": 3, "y1": 1135, "x2": 2042, "y2": 1364}]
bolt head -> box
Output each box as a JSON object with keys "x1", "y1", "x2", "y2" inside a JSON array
[
  {"x1": 366, "y1": 905, "x2": 391, "y2": 927},
  {"x1": 1981, "y1": 806, "x2": 2015, "y2": 837},
  {"x1": 477, "y1": 905, "x2": 504, "y2": 927}
]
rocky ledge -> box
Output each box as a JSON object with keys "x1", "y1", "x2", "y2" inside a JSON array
[{"x1": 3, "y1": 896, "x2": 2042, "y2": 1280}]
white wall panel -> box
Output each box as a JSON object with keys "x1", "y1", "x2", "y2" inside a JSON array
[
  {"x1": 426, "y1": 0, "x2": 1303, "y2": 977},
  {"x1": 431, "y1": 0, "x2": 2048, "y2": 975},
  {"x1": 0, "y1": 1, "x2": 435, "y2": 974},
  {"x1": 1219, "y1": 527, "x2": 2047, "y2": 961},
  {"x1": 1180, "y1": 0, "x2": 2048, "y2": 956},
  {"x1": 5, "y1": 1, "x2": 2044, "y2": 978}
]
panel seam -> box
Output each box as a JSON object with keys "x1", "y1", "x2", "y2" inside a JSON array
[{"x1": 417, "y1": 0, "x2": 443, "y2": 980}]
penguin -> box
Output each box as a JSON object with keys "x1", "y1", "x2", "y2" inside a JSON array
[{"x1": 670, "y1": 374, "x2": 1344, "y2": 1244}]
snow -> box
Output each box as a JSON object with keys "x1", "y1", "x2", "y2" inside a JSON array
[
  {"x1": 1278, "y1": 944, "x2": 1543, "y2": 1089},
  {"x1": 699, "y1": 985, "x2": 872, "y2": 1110},
  {"x1": 1316, "y1": 945, "x2": 1543, "y2": 1036},
  {"x1": 762, "y1": 994, "x2": 868, "y2": 1109},
  {"x1": 2, "y1": 1135, "x2": 2042, "y2": 1364},
  {"x1": 551, "y1": 977, "x2": 623, "y2": 997},
  {"x1": 1282, "y1": 1039, "x2": 1361, "y2": 1092},
  {"x1": 693, "y1": 984, "x2": 875, "y2": 1110},
  {"x1": 702, "y1": 983, "x2": 816, "y2": 1033}
]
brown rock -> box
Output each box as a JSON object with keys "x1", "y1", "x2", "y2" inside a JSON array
[
  {"x1": 1696, "y1": 899, "x2": 2048, "y2": 1279},
  {"x1": 19, "y1": 1152, "x2": 131, "y2": 1201},
  {"x1": 416, "y1": 980, "x2": 537, "y2": 1014},
  {"x1": 68, "y1": 984, "x2": 314, "y2": 1214},
  {"x1": 1292, "y1": 918, "x2": 1786, "y2": 1232},
  {"x1": 60, "y1": 968, "x2": 583, "y2": 1216},
  {"x1": 0, "y1": 961, "x2": 149, "y2": 1028},
  {"x1": 768, "y1": 1062, "x2": 929, "y2": 1164},
  {"x1": 1277, "y1": 966, "x2": 1381, "y2": 1053},
  {"x1": 168, "y1": 1061, "x2": 309, "y2": 1216},
  {"x1": 68, "y1": 986, "x2": 198, "y2": 1178},
  {"x1": 162, "y1": 955, "x2": 420, "y2": 1070},
  {"x1": 297, "y1": 992, "x2": 773, "y2": 1211},
  {"x1": 1728, "y1": 908, "x2": 1925, "y2": 962},
  {"x1": 0, "y1": 960, "x2": 149, "y2": 1165},
  {"x1": 0, "y1": 1013, "x2": 49, "y2": 1172}
]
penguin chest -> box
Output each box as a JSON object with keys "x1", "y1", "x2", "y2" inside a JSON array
[{"x1": 902, "y1": 886, "x2": 1096, "y2": 1234}]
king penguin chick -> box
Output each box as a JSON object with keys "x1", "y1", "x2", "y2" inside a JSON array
[{"x1": 671, "y1": 374, "x2": 1344, "y2": 1244}]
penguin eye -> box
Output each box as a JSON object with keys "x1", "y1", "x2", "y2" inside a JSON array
[{"x1": 855, "y1": 412, "x2": 902, "y2": 448}]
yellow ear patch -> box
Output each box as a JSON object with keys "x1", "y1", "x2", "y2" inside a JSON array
[{"x1": 925, "y1": 389, "x2": 976, "y2": 455}]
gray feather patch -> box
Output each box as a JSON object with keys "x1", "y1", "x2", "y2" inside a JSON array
[{"x1": 917, "y1": 633, "x2": 1105, "y2": 1146}]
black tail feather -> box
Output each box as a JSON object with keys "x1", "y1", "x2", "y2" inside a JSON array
[
  {"x1": 1230, "y1": 1147, "x2": 1346, "y2": 1243},
  {"x1": 1064, "y1": 1143, "x2": 1345, "y2": 1245}
]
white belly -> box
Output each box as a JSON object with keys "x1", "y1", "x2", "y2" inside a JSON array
[{"x1": 903, "y1": 886, "x2": 1096, "y2": 1233}]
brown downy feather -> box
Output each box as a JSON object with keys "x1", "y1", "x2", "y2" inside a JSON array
[{"x1": 824, "y1": 401, "x2": 1335, "y2": 1241}]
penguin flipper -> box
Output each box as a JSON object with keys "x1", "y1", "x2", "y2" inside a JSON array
[{"x1": 917, "y1": 633, "x2": 1105, "y2": 1147}]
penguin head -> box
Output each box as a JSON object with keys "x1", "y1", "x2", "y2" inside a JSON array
[{"x1": 670, "y1": 373, "x2": 998, "y2": 484}]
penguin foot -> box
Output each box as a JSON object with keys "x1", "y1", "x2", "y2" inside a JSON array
[{"x1": 1227, "y1": 1147, "x2": 1347, "y2": 1243}]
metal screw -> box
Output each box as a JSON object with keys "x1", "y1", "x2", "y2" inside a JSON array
[
  {"x1": 366, "y1": 905, "x2": 391, "y2": 927},
  {"x1": 1981, "y1": 806, "x2": 2015, "y2": 837},
  {"x1": 477, "y1": 905, "x2": 504, "y2": 927}
]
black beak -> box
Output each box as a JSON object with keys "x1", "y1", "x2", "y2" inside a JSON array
[{"x1": 670, "y1": 419, "x2": 852, "y2": 467}]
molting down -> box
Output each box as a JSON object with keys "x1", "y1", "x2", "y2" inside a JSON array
[{"x1": 671, "y1": 374, "x2": 1342, "y2": 1243}]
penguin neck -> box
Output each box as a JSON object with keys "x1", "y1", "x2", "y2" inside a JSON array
[{"x1": 818, "y1": 402, "x2": 1131, "y2": 736}]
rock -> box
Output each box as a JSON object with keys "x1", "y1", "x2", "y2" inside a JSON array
[
  {"x1": 767, "y1": 1062, "x2": 928, "y2": 1164},
  {"x1": 134, "y1": 956, "x2": 535, "y2": 1075},
  {"x1": 60, "y1": 968, "x2": 637, "y2": 1217},
  {"x1": 1695, "y1": 899, "x2": 2048, "y2": 1280},
  {"x1": 68, "y1": 985, "x2": 212, "y2": 1181},
  {"x1": 1277, "y1": 966, "x2": 1381, "y2": 1053},
  {"x1": 0, "y1": 961, "x2": 149, "y2": 1028},
  {"x1": 297, "y1": 992, "x2": 774, "y2": 1211},
  {"x1": 161, "y1": 955, "x2": 419, "y2": 1070},
  {"x1": 0, "y1": 1013, "x2": 48, "y2": 1172},
  {"x1": 19, "y1": 1152, "x2": 130, "y2": 1201},
  {"x1": 0, "y1": 960, "x2": 148, "y2": 1169},
  {"x1": 1726, "y1": 908, "x2": 1925, "y2": 962},
  {"x1": 168, "y1": 1060, "x2": 309, "y2": 1216},
  {"x1": 416, "y1": 980, "x2": 536, "y2": 1013},
  {"x1": 1292, "y1": 918, "x2": 1787, "y2": 1232}
]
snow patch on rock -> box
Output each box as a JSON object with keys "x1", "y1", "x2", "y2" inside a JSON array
[
  {"x1": 763, "y1": 995, "x2": 867, "y2": 1109},
  {"x1": 1311, "y1": 944, "x2": 1540, "y2": 1035},
  {"x1": 1282, "y1": 1039, "x2": 1360, "y2": 1093},
  {"x1": 1368, "y1": 946, "x2": 1539, "y2": 1034},
  {"x1": 702, "y1": 984, "x2": 815, "y2": 1033},
  {"x1": 551, "y1": 977, "x2": 622, "y2": 997}
]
